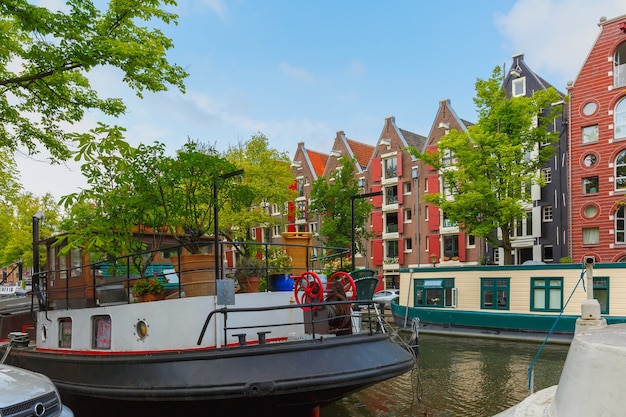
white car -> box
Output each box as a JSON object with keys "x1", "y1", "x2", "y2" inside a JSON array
[
  {"x1": 0, "y1": 364, "x2": 74, "y2": 417},
  {"x1": 373, "y1": 289, "x2": 400, "y2": 304}
]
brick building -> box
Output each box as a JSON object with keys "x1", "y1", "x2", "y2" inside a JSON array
[{"x1": 568, "y1": 14, "x2": 626, "y2": 263}]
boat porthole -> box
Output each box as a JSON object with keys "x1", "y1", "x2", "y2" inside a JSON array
[
  {"x1": 136, "y1": 320, "x2": 148, "y2": 340},
  {"x1": 41, "y1": 325, "x2": 47, "y2": 342}
]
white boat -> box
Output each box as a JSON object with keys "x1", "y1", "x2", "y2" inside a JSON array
[
  {"x1": 0, "y1": 282, "x2": 29, "y2": 297},
  {"x1": 0, "y1": 243, "x2": 415, "y2": 417}
]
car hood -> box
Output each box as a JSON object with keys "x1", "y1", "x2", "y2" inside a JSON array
[{"x1": 0, "y1": 365, "x2": 57, "y2": 405}]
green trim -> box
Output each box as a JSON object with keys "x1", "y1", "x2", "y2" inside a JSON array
[
  {"x1": 400, "y1": 262, "x2": 626, "y2": 274},
  {"x1": 480, "y1": 277, "x2": 510, "y2": 310}
]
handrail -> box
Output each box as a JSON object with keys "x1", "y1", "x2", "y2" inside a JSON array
[{"x1": 197, "y1": 300, "x2": 381, "y2": 346}]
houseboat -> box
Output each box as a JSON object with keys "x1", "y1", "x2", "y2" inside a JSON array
[
  {"x1": 0, "y1": 241, "x2": 415, "y2": 417},
  {"x1": 392, "y1": 259, "x2": 626, "y2": 341}
]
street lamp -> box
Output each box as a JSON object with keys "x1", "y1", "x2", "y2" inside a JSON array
[
  {"x1": 214, "y1": 169, "x2": 244, "y2": 281},
  {"x1": 350, "y1": 191, "x2": 383, "y2": 265},
  {"x1": 32, "y1": 211, "x2": 44, "y2": 309}
]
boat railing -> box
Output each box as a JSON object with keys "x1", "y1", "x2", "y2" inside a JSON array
[
  {"x1": 197, "y1": 299, "x2": 386, "y2": 347},
  {"x1": 32, "y1": 239, "x2": 355, "y2": 311}
]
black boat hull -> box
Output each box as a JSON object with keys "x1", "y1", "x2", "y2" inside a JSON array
[{"x1": 3, "y1": 333, "x2": 414, "y2": 416}]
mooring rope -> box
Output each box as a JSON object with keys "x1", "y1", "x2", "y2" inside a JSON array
[{"x1": 527, "y1": 262, "x2": 586, "y2": 393}]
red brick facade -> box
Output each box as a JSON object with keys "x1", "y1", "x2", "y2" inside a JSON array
[{"x1": 569, "y1": 15, "x2": 626, "y2": 263}]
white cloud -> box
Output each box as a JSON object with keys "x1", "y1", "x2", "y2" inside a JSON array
[
  {"x1": 278, "y1": 62, "x2": 316, "y2": 83},
  {"x1": 495, "y1": 0, "x2": 625, "y2": 85}
]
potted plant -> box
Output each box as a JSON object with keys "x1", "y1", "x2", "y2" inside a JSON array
[
  {"x1": 265, "y1": 247, "x2": 293, "y2": 292},
  {"x1": 234, "y1": 256, "x2": 265, "y2": 293},
  {"x1": 131, "y1": 276, "x2": 165, "y2": 302}
]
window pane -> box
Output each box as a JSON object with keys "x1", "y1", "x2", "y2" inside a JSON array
[
  {"x1": 59, "y1": 318, "x2": 72, "y2": 349},
  {"x1": 582, "y1": 125, "x2": 598, "y2": 143},
  {"x1": 583, "y1": 227, "x2": 600, "y2": 244},
  {"x1": 534, "y1": 289, "x2": 545, "y2": 309},
  {"x1": 549, "y1": 288, "x2": 561, "y2": 309},
  {"x1": 484, "y1": 290, "x2": 494, "y2": 306},
  {"x1": 93, "y1": 316, "x2": 112, "y2": 350},
  {"x1": 616, "y1": 98, "x2": 626, "y2": 139}
]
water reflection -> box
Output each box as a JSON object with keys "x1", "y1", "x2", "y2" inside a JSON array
[{"x1": 323, "y1": 333, "x2": 568, "y2": 417}]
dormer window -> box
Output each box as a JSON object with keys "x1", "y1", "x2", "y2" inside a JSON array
[
  {"x1": 614, "y1": 42, "x2": 626, "y2": 87},
  {"x1": 512, "y1": 77, "x2": 526, "y2": 97}
]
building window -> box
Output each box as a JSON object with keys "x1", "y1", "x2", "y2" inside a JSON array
[
  {"x1": 582, "y1": 125, "x2": 599, "y2": 143},
  {"x1": 385, "y1": 240, "x2": 399, "y2": 259},
  {"x1": 583, "y1": 153, "x2": 597, "y2": 167},
  {"x1": 594, "y1": 276, "x2": 609, "y2": 314},
  {"x1": 583, "y1": 227, "x2": 600, "y2": 245},
  {"x1": 403, "y1": 181, "x2": 411, "y2": 194},
  {"x1": 296, "y1": 178, "x2": 305, "y2": 197},
  {"x1": 512, "y1": 77, "x2": 526, "y2": 97},
  {"x1": 70, "y1": 249, "x2": 82, "y2": 277},
  {"x1": 443, "y1": 235, "x2": 459, "y2": 259},
  {"x1": 582, "y1": 101, "x2": 597, "y2": 116},
  {"x1": 541, "y1": 168, "x2": 552, "y2": 183},
  {"x1": 59, "y1": 318, "x2": 72, "y2": 349},
  {"x1": 385, "y1": 212, "x2": 398, "y2": 233},
  {"x1": 616, "y1": 206, "x2": 626, "y2": 243},
  {"x1": 424, "y1": 205, "x2": 429, "y2": 221},
  {"x1": 543, "y1": 245, "x2": 554, "y2": 262},
  {"x1": 615, "y1": 98, "x2": 626, "y2": 140},
  {"x1": 93, "y1": 315, "x2": 112, "y2": 350},
  {"x1": 543, "y1": 205, "x2": 553, "y2": 222},
  {"x1": 615, "y1": 150, "x2": 626, "y2": 190},
  {"x1": 384, "y1": 185, "x2": 398, "y2": 205},
  {"x1": 614, "y1": 42, "x2": 626, "y2": 87},
  {"x1": 404, "y1": 238, "x2": 412, "y2": 252},
  {"x1": 531, "y1": 277, "x2": 563, "y2": 312},
  {"x1": 467, "y1": 235, "x2": 476, "y2": 248},
  {"x1": 583, "y1": 204, "x2": 598, "y2": 219},
  {"x1": 383, "y1": 157, "x2": 397, "y2": 179},
  {"x1": 272, "y1": 225, "x2": 281, "y2": 237},
  {"x1": 513, "y1": 212, "x2": 533, "y2": 238},
  {"x1": 404, "y1": 209, "x2": 412, "y2": 222},
  {"x1": 413, "y1": 278, "x2": 455, "y2": 308},
  {"x1": 481, "y1": 278, "x2": 509, "y2": 310},
  {"x1": 582, "y1": 176, "x2": 599, "y2": 194}
]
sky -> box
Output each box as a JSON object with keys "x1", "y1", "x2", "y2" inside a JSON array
[{"x1": 14, "y1": 0, "x2": 626, "y2": 200}]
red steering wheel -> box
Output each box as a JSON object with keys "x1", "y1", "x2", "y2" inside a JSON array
[
  {"x1": 293, "y1": 272, "x2": 324, "y2": 311},
  {"x1": 328, "y1": 271, "x2": 356, "y2": 300}
]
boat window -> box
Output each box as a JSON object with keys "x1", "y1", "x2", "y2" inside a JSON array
[
  {"x1": 413, "y1": 279, "x2": 455, "y2": 308},
  {"x1": 58, "y1": 318, "x2": 72, "y2": 349},
  {"x1": 530, "y1": 277, "x2": 563, "y2": 312},
  {"x1": 481, "y1": 278, "x2": 510, "y2": 310},
  {"x1": 594, "y1": 276, "x2": 609, "y2": 314},
  {"x1": 93, "y1": 315, "x2": 112, "y2": 350}
]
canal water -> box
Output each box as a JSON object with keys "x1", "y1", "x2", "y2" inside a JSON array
[{"x1": 322, "y1": 333, "x2": 569, "y2": 417}]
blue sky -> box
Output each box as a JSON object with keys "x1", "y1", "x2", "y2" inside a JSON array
[{"x1": 17, "y1": 0, "x2": 626, "y2": 199}]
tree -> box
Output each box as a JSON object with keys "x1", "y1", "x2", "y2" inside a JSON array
[
  {"x1": 408, "y1": 67, "x2": 563, "y2": 264},
  {"x1": 0, "y1": 0, "x2": 187, "y2": 162},
  {"x1": 0, "y1": 192, "x2": 61, "y2": 270},
  {"x1": 308, "y1": 157, "x2": 372, "y2": 256},
  {"x1": 221, "y1": 133, "x2": 296, "y2": 257}
]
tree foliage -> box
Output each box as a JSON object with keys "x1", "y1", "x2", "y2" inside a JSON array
[
  {"x1": 221, "y1": 133, "x2": 296, "y2": 256},
  {"x1": 0, "y1": 0, "x2": 187, "y2": 162},
  {"x1": 409, "y1": 67, "x2": 563, "y2": 264},
  {"x1": 308, "y1": 157, "x2": 372, "y2": 254},
  {"x1": 0, "y1": 192, "x2": 61, "y2": 270}
]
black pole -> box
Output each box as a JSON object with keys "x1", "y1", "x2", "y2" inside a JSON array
[{"x1": 32, "y1": 211, "x2": 44, "y2": 308}]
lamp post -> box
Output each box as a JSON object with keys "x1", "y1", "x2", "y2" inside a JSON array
[
  {"x1": 32, "y1": 211, "x2": 44, "y2": 309},
  {"x1": 350, "y1": 191, "x2": 383, "y2": 265},
  {"x1": 214, "y1": 169, "x2": 244, "y2": 281}
]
